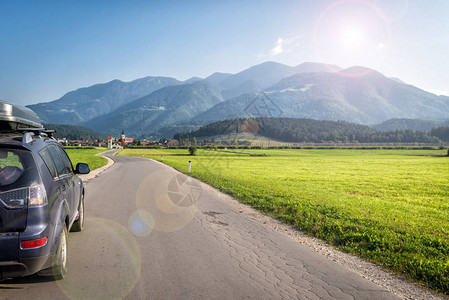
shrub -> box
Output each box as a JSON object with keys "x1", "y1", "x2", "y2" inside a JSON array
[{"x1": 188, "y1": 146, "x2": 197, "y2": 156}]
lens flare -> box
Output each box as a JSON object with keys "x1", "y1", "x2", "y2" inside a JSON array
[
  {"x1": 241, "y1": 118, "x2": 259, "y2": 135},
  {"x1": 136, "y1": 170, "x2": 202, "y2": 232},
  {"x1": 128, "y1": 210, "x2": 155, "y2": 237},
  {"x1": 57, "y1": 218, "x2": 141, "y2": 300}
]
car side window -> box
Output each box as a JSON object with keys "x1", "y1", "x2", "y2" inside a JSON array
[
  {"x1": 39, "y1": 147, "x2": 57, "y2": 178},
  {"x1": 56, "y1": 146, "x2": 73, "y2": 174},
  {"x1": 48, "y1": 145, "x2": 68, "y2": 176}
]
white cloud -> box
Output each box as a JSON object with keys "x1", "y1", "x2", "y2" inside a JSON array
[
  {"x1": 270, "y1": 36, "x2": 301, "y2": 56},
  {"x1": 271, "y1": 38, "x2": 284, "y2": 55}
]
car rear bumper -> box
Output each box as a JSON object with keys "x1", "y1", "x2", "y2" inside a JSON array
[
  {"x1": 0, "y1": 261, "x2": 29, "y2": 279},
  {"x1": 0, "y1": 232, "x2": 20, "y2": 261},
  {"x1": 0, "y1": 255, "x2": 50, "y2": 279},
  {"x1": 0, "y1": 226, "x2": 52, "y2": 279}
]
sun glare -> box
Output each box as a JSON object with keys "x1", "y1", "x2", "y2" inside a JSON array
[
  {"x1": 339, "y1": 26, "x2": 366, "y2": 51},
  {"x1": 313, "y1": 0, "x2": 392, "y2": 69}
]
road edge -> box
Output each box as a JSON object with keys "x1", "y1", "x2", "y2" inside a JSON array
[{"x1": 79, "y1": 149, "x2": 117, "y2": 183}]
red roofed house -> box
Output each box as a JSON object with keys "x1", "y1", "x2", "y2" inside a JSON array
[{"x1": 124, "y1": 137, "x2": 134, "y2": 145}]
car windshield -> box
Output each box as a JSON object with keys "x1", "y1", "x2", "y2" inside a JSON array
[{"x1": 0, "y1": 148, "x2": 40, "y2": 191}]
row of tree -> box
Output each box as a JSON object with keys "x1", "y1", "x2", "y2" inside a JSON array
[
  {"x1": 430, "y1": 126, "x2": 449, "y2": 142},
  {"x1": 174, "y1": 118, "x2": 449, "y2": 144}
]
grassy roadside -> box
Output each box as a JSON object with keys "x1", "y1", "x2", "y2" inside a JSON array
[
  {"x1": 65, "y1": 147, "x2": 109, "y2": 171},
  {"x1": 119, "y1": 148, "x2": 449, "y2": 295}
]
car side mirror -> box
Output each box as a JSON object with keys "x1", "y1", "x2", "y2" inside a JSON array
[{"x1": 75, "y1": 163, "x2": 90, "y2": 174}]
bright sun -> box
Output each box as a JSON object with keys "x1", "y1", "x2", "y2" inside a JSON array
[{"x1": 339, "y1": 26, "x2": 367, "y2": 51}]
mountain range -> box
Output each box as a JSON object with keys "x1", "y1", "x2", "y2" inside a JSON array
[
  {"x1": 27, "y1": 76, "x2": 181, "y2": 124},
  {"x1": 26, "y1": 61, "x2": 449, "y2": 138}
]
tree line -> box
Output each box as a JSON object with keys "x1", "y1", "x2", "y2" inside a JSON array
[
  {"x1": 174, "y1": 118, "x2": 448, "y2": 144},
  {"x1": 430, "y1": 126, "x2": 449, "y2": 142}
]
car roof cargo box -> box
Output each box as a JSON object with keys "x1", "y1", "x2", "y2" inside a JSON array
[{"x1": 0, "y1": 101, "x2": 43, "y2": 131}]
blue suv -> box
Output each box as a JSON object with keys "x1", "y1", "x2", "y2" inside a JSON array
[{"x1": 0, "y1": 101, "x2": 90, "y2": 280}]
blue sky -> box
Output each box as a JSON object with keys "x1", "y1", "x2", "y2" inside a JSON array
[{"x1": 1, "y1": 0, "x2": 448, "y2": 106}]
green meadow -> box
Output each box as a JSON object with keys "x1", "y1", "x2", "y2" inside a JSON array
[
  {"x1": 119, "y1": 148, "x2": 449, "y2": 294},
  {"x1": 65, "y1": 147, "x2": 109, "y2": 171}
]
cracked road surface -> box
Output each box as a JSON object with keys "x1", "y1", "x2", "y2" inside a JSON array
[{"x1": 0, "y1": 154, "x2": 401, "y2": 300}]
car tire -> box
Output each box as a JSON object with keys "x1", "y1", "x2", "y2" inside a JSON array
[
  {"x1": 52, "y1": 226, "x2": 68, "y2": 280},
  {"x1": 71, "y1": 194, "x2": 84, "y2": 232}
]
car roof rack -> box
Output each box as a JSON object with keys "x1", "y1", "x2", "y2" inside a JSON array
[
  {"x1": 16, "y1": 128, "x2": 55, "y2": 135},
  {"x1": 0, "y1": 101, "x2": 56, "y2": 143},
  {"x1": 20, "y1": 129, "x2": 56, "y2": 144}
]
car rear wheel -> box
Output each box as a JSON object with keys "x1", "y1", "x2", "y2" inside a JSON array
[
  {"x1": 71, "y1": 194, "x2": 84, "y2": 232},
  {"x1": 52, "y1": 226, "x2": 68, "y2": 280}
]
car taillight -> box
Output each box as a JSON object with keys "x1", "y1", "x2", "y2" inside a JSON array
[
  {"x1": 0, "y1": 185, "x2": 47, "y2": 208},
  {"x1": 0, "y1": 188, "x2": 28, "y2": 208},
  {"x1": 29, "y1": 185, "x2": 47, "y2": 206},
  {"x1": 21, "y1": 237, "x2": 48, "y2": 249}
]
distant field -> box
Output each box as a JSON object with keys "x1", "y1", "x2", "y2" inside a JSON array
[
  {"x1": 120, "y1": 148, "x2": 449, "y2": 294},
  {"x1": 65, "y1": 148, "x2": 109, "y2": 170}
]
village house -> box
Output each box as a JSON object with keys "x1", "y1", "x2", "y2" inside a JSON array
[
  {"x1": 107, "y1": 131, "x2": 134, "y2": 149},
  {"x1": 124, "y1": 137, "x2": 134, "y2": 146},
  {"x1": 107, "y1": 136, "x2": 121, "y2": 149},
  {"x1": 166, "y1": 139, "x2": 179, "y2": 147}
]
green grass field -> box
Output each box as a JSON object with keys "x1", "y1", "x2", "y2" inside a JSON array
[
  {"x1": 119, "y1": 148, "x2": 449, "y2": 294},
  {"x1": 65, "y1": 148, "x2": 109, "y2": 171}
]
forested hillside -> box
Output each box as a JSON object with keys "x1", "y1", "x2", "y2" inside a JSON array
[
  {"x1": 174, "y1": 118, "x2": 443, "y2": 144},
  {"x1": 45, "y1": 124, "x2": 105, "y2": 140}
]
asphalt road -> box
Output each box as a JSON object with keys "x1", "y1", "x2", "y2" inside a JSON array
[{"x1": 0, "y1": 153, "x2": 402, "y2": 300}]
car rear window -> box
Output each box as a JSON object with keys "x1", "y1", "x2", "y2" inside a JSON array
[{"x1": 0, "y1": 148, "x2": 40, "y2": 191}]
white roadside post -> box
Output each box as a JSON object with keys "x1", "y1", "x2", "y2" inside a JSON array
[{"x1": 188, "y1": 161, "x2": 191, "y2": 173}]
